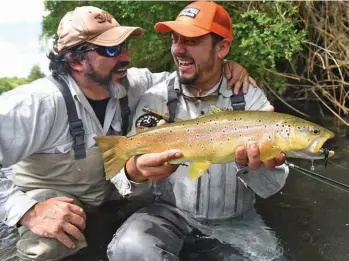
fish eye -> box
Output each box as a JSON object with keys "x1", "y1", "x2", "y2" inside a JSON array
[{"x1": 313, "y1": 128, "x2": 320, "y2": 135}]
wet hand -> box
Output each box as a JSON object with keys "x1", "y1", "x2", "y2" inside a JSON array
[
  {"x1": 223, "y1": 60, "x2": 258, "y2": 95},
  {"x1": 235, "y1": 143, "x2": 286, "y2": 170},
  {"x1": 126, "y1": 119, "x2": 182, "y2": 182},
  {"x1": 19, "y1": 197, "x2": 86, "y2": 248}
]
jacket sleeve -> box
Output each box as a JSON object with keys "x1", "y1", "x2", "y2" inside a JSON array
[
  {"x1": 0, "y1": 85, "x2": 55, "y2": 226},
  {"x1": 237, "y1": 84, "x2": 289, "y2": 198},
  {"x1": 127, "y1": 68, "x2": 171, "y2": 91}
]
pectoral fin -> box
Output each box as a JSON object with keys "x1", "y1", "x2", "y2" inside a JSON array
[
  {"x1": 188, "y1": 161, "x2": 211, "y2": 180},
  {"x1": 259, "y1": 141, "x2": 282, "y2": 161}
]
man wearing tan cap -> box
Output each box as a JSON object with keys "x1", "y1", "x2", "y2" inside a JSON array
[
  {"x1": 108, "y1": 2, "x2": 287, "y2": 261},
  {"x1": 0, "y1": 5, "x2": 254, "y2": 261}
]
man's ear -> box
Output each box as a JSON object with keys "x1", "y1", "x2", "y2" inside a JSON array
[
  {"x1": 217, "y1": 39, "x2": 231, "y2": 59},
  {"x1": 67, "y1": 53, "x2": 85, "y2": 73}
]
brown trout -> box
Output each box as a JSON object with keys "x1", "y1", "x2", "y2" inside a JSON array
[{"x1": 94, "y1": 106, "x2": 335, "y2": 180}]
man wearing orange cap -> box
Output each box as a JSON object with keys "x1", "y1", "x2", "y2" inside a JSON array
[
  {"x1": 108, "y1": 2, "x2": 288, "y2": 261},
  {"x1": 0, "y1": 4, "x2": 254, "y2": 261}
]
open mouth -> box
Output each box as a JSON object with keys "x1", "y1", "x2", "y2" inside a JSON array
[
  {"x1": 288, "y1": 136, "x2": 335, "y2": 160},
  {"x1": 177, "y1": 58, "x2": 194, "y2": 71},
  {"x1": 113, "y1": 66, "x2": 128, "y2": 74}
]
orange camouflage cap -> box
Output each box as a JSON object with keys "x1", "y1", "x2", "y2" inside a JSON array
[
  {"x1": 57, "y1": 6, "x2": 143, "y2": 52},
  {"x1": 154, "y1": 1, "x2": 233, "y2": 41}
]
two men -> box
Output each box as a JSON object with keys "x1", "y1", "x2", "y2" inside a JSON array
[
  {"x1": 0, "y1": 5, "x2": 252, "y2": 261},
  {"x1": 108, "y1": 2, "x2": 288, "y2": 261}
]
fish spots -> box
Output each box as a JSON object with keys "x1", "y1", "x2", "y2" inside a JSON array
[
  {"x1": 210, "y1": 137, "x2": 214, "y2": 142},
  {"x1": 196, "y1": 134, "x2": 200, "y2": 138},
  {"x1": 209, "y1": 129, "x2": 213, "y2": 133},
  {"x1": 313, "y1": 128, "x2": 320, "y2": 134}
]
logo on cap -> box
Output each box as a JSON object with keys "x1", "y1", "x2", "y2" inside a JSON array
[
  {"x1": 178, "y1": 7, "x2": 200, "y2": 18},
  {"x1": 95, "y1": 11, "x2": 113, "y2": 23}
]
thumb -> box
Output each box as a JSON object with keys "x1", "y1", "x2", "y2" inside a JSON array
[
  {"x1": 159, "y1": 149, "x2": 182, "y2": 163},
  {"x1": 157, "y1": 119, "x2": 167, "y2": 126}
]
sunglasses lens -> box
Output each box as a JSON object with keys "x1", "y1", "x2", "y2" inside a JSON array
[{"x1": 104, "y1": 46, "x2": 121, "y2": 57}]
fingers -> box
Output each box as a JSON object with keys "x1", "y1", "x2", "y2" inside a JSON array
[
  {"x1": 263, "y1": 159, "x2": 277, "y2": 170},
  {"x1": 262, "y1": 105, "x2": 274, "y2": 112},
  {"x1": 275, "y1": 152, "x2": 286, "y2": 166},
  {"x1": 242, "y1": 75, "x2": 249, "y2": 94},
  {"x1": 68, "y1": 212, "x2": 86, "y2": 231},
  {"x1": 249, "y1": 76, "x2": 257, "y2": 88},
  {"x1": 246, "y1": 143, "x2": 262, "y2": 169},
  {"x1": 223, "y1": 61, "x2": 232, "y2": 80},
  {"x1": 55, "y1": 230, "x2": 76, "y2": 248},
  {"x1": 235, "y1": 146, "x2": 248, "y2": 166},
  {"x1": 157, "y1": 119, "x2": 167, "y2": 126},
  {"x1": 232, "y1": 80, "x2": 243, "y2": 95},
  {"x1": 68, "y1": 204, "x2": 86, "y2": 221},
  {"x1": 136, "y1": 149, "x2": 182, "y2": 168},
  {"x1": 63, "y1": 222, "x2": 85, "y2": 242}
]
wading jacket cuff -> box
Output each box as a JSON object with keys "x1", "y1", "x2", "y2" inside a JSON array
[{"x1": 110, "y1": 168, "x2": 151, "y2": 197}]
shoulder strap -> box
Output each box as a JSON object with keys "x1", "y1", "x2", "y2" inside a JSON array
[
  {"x1": 47, "y1": 75, "x2": 86, "y2": 160},
  {"x1": 119, "y1": 95, "x2": 131, "y2": 135},
  {"x1": 230, "y1": 89, "x2": 246, "y2": 111},
  {"x1": 167, "y1": 77, "x2": 180, "y2": 123}
]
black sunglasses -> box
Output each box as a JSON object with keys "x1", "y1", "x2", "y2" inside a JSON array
[{"x1": 83, "y1": 42, "x2": 127, "y2": 57}]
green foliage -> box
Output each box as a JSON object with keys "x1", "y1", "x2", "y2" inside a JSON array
[
  {"x1": 28, "y1": 64, "x2": 46, "y2": 82},
  {"x1": 42, "y1": 1, "x2": 306, "y2": 95},
  {"x1": 222, "y1": 2, "x2": 306, "y2": 94},
  {"x1": 0, "y1": 64, "x2": 46, "y2": 94}
]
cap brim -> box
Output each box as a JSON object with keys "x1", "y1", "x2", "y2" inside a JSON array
[
  {"x1": 87, "y1": 26, "x2": 143, "y2": 46},
  {"x1": 155, "y1": 21, "x2": 209, "y2": 38}
]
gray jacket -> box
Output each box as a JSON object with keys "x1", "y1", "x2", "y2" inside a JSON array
[
  {"x1": 0, "y1": 68, "x2": 170, "y2": 226},
  {"x1": 113, "y1": 73, "x2": 289, "y2": 221}
]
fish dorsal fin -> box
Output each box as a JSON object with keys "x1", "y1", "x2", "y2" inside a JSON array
[
  {"x1": 207, "y1": 105, "x2": 223, "y2": 115},
  {"x1": 188, "y1": 160, "x2": 212, "y2": 180}
]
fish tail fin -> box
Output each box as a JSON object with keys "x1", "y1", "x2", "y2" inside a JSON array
[{"x1": 93, "y1": 136, "x2": 129, "y2": 180}]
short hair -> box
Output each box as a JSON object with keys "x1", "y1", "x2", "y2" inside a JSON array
[
  {"x1": 211, "y1": 32, "x2": 224, "y2": 47},
  {"x1": 48, "y1": 44, "x2": 89, "y2": 77}
]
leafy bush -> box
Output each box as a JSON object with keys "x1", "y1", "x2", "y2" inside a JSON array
[{"x1": 42, "y1": 1, "x2": 306, "y2": 95}]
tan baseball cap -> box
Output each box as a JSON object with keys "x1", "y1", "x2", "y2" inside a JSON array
[{"x1": 57, "y1": 6, "x2": 143, "y2": 52}]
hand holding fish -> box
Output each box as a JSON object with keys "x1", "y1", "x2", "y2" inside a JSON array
[
  {"x1": 125, "y1": 149, "x2": 183, "y2": 183},
  {"x1": 235, "y1": 143, "x2": 286, "y2": 170}
]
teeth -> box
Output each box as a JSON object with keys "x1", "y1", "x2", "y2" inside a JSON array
[
  {"x1": 178, "y1": 59, "x2": 193, "y2": 66},
  {"x1": 116, "y1": 66, "x2": 128, "y2": 72}
]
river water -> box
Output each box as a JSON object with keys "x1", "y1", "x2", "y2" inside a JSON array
[{"x1": 1, "y1": 105, "x2": 349, "y2": 261}]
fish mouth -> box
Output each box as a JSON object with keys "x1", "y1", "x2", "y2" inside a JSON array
[
  {"x1": 287, "y1": 136, "x2": 335, "y2": 160},
  {"x1": 288, "y1": 148, "x2": 335, "y2": 160}
]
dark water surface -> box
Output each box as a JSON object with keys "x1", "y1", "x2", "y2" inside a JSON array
[{"x1": 1, "y1": 106, "x2": 349, "y2": 261}]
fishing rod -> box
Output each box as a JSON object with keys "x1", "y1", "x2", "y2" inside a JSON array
[{"x1": 286, "y1": 161, "x2": 349, "y2": 193}]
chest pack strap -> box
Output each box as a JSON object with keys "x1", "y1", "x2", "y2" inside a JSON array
[
  {"x1": 167, "y1": 81, "x2": 246, "y2": 121},
  {"x1": 166, "y1": 78, "x2": 180, "y2": 123},
  {"x1": 230, "y1": 89, "x2": 246, "y2": 110},
  {"x1": 48, "y1": 75, "x2": 86, "y2": 160},
  {"x1": 119, "y1": 95, "x2": 131, "y2": 135}
]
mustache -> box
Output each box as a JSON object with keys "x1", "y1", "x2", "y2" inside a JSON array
[{"x1": 111, "y1": 61, "x2": 130, "y2": 73}]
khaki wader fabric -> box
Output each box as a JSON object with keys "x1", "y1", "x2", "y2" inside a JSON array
[{"x1": 13, "y1": 147, "x2": 118, "y2": 261}]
